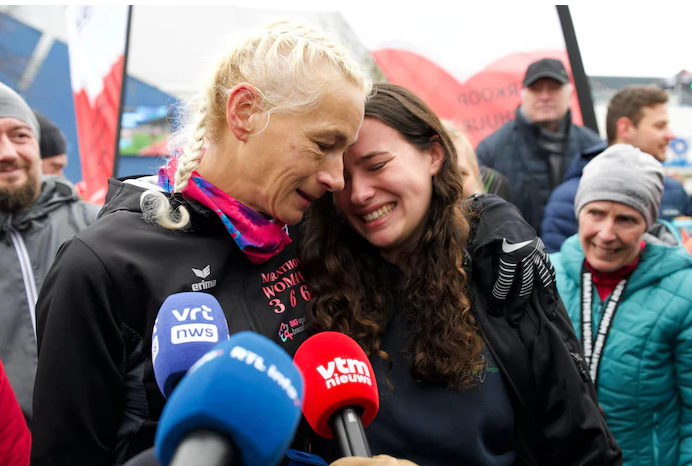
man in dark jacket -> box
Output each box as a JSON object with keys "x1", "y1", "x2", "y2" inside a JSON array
[
  {"x1": 476, "y1": 58, "x2": 602, "y2": 234},
  {"x1": 0, "y1": 81, "x2": 100, "y2": 426},
  {"x1": 541, "y1": 85, "x2": 691, "y2": 253}
]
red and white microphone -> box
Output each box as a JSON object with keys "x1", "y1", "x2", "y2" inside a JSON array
[{"x1": 293, "y1": 331, "x2": 379, "y2": 458}]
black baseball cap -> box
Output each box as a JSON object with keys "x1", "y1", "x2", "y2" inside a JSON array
[{"x1": 523, "y1": 58, "x2": 570, "y2": 87}]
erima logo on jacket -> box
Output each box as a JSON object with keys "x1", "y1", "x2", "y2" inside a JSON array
[
  {"x1": 316, "y1": 357, "x2": 372, "y2": 389},
  {"x1": 191, "y1": 265, "x2": 217, "y2": 291}
]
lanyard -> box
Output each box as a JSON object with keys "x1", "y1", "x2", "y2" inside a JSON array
[{"x1": 580, "y1": 264, "x2": 628, "y2": 389}]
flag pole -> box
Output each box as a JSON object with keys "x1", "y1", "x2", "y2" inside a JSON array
[
  {"x1": 556, "y1": 5, "x2": 598, "y2": 133},
  {"x1": 112, "y1": 5, "x2": 133, "y2": 178}
]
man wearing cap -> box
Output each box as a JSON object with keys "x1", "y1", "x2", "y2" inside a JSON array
[
  {"x1": 542, "y1": 85, "x2": 691, "y2": 253},
  {"x1": 476, "y1": 58, "x2": 602, "y2": 234},
  {"x1": 0, "y1": 81, "x2": 100, "y2": 425},
  {"x1": 33, "y1": 110, "x2": 69, "y2": 178},
  {"x1": 551, "y1": 143, "x2": 692, "y2": 466}
]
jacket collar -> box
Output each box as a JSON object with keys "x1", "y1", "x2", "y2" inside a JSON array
[{"x1": 100, "y1": 176, "x2": 228, "y2": 234}]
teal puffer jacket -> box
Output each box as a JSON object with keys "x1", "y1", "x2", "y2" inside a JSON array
[{"x1": 551, "y1": 232, "x2": 692, "y2": 466}]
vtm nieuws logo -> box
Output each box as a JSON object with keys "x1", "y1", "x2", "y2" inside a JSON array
[
  {"x1": 170, "y1": 304, "x2": 219, "y2": 345},
  {"x1": 316, "y1": 357, "x2": 372, "y2": 389},
  {"x1": 191, "y1": 265, "x2": 217, "y2": 291}
]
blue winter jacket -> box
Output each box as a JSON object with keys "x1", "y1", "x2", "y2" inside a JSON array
[
  {"x1": 542, "y1": 141, "x2": 692, "y2": 253},
  {"x1": 551, "y1": 227, "x2": 692, "y2": 466}
]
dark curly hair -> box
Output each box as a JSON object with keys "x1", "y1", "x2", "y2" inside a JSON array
[{"x1": 299, "y1": 83, "x2": 484, "y2": 389}]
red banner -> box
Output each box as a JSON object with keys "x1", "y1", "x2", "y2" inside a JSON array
[
  {"x1": 335, "y1": 5, "x2": 582, "y2": 148},
  {"x1": 372, "y1": 49, "x2": 583, "y2": 148},
  {"x1": 66, "y1": 6, "x2": 129, "y2": 204}
]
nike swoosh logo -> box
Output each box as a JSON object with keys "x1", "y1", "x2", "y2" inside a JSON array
[{"x1": 502, "y1": 238, "x2": 533, "y2": 253}]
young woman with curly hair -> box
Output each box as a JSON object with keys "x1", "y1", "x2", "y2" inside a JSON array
[{"x1": 300, "y1": 83, "x2": 622, "y2": 466}]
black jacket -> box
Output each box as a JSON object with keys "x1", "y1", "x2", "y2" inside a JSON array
[
  {"x1": 31, "y1": 177, "x2": 313, "y2": 466},
  {"x1": 476, "y1": 109, "x2": 602, "y2": 234},
  {"x1": 479, "y1": 166, "x2": 512, "y2": 203},
  {"x1": 468, "y1": 194, "x2": 621, "y2": 466},
  {"x1": 305, "y1": 195, "x2": 622, "y2": 466}
]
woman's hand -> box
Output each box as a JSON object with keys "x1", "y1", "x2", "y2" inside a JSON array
[{"x1": 330, "y1": 455, "x2": 419, "y2": 466}]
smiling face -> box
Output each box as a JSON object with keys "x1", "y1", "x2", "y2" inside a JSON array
[
  {"x1": 617, "y1": 104, "x2": 675, "y2": 162},
  {"x1": 578, "y1": 200, "x2": 647, "y2": 272},
  {"x1": 247, "y1": 81, "x2": 364, "y2": 225},
  {"x1": 0, "y1": 117, "x2": 42, "y2": 212},
  {"x1": 203, "y1": 77, "x2": 366, "y2": 226},
  {"x1": 335, "y1": 117, "x2": 444, "y2": 263}
]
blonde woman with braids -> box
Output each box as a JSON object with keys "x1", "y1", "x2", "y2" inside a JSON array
[
  {"x1": 300, "y1": 84, "x2": 622, "y2": 466},
  {"x1": 30, "y1": 20, "x2": 370, "y2": 466}
]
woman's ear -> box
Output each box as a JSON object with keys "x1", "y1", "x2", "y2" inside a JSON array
[
  {"x1": 225, "y1": 83, "x2": 264, "y2": 142},
  {"x1": 429, "y1": 140, "x2": 445, "y2": 176}
]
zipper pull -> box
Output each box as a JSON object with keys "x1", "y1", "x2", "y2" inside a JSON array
[{"x1": 569, "y1": 350, "x2": 591, "y2": 383}]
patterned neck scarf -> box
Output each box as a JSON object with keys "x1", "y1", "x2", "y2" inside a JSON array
[{"x1": 158, "y1": 156, "x2": 291, "y2": 264}]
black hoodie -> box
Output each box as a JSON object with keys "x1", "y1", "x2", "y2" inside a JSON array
[{"x1": 31, "y1": 176, "x2": 313, "y2": 466}]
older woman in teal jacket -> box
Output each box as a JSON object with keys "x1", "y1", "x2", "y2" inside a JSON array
[{"x1": 551, "y1": 144, "x2": 692, "y2": 466}]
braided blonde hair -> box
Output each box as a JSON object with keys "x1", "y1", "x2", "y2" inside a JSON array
[{"x1": 140, "y1": 19, "x2": 373, "y2": 230}]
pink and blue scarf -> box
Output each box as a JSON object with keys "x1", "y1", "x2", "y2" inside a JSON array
[{"x1": 158, "y1": 156, "x2": 291, "y2": 264}]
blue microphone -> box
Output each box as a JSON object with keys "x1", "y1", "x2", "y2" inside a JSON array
[
  {"x1": 155, "y1": 331, "x2": 304, "y2": 466},
  {"x1": 152, "y1": 292, "x2": 230, "y2": 398}
]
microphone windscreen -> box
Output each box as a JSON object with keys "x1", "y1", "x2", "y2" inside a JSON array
[
  {"x1": 152, "y1": 292, "x2": 230, "y2": 398},
  {"x1": 293, "y1": 332, "x2": 379, "y2": 439},
  {"x1": 155, "y1": 331, "x2": 304, "y2": 466}
]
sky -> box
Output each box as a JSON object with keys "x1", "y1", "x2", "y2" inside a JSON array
[
  {"x1": 212, "y1": 1, "x2": 692, "y2": 78},
  {"x1": 569, "y1": 4, "x2": 692, "y2": 78},
  {"x1": 4, "y1": 3, "x2": 692, "y2": 96}
]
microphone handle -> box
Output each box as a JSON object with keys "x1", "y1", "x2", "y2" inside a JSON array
[
  {"x1": 330, "y1": 406, "x2": 372, "y2": 458},
  {"x1": 121, "y1": 448, "x2": 160, "y2": 466},
  {"x1": 170, "y1": 430, "x2": 237, "y2": 466}
]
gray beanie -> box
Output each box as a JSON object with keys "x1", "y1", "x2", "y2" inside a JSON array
[
  {"x1": 0, "y1": 81, "x2": 40, "y2": 142},
  {"x1": 575, "y1": 143, "x2": 664, "y2": 228}
]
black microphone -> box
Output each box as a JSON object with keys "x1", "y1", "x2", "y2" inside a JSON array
[{"x1": 330, "y1": 407, "x2": 372, "y2": 457}]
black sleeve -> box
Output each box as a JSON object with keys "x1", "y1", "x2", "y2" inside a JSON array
[
  {"x1": 492, "y1": 172, "x2": 512, "y2": 204},
  {"x1": 467, "y1": 195, "x2": 621, "y2": 464},
  {"x1": 527, "y1": 286, "x2": 622, "y2": 466},
  {"x1": 32, "y1": 238, "x2": 125, "y2": 466},
  {"x1": 466, "y1": 194, "x2": 536, "y2": 297},
  {"x1": 467, "y1": 194, "x2": 534, "y2": 245},
  {"x1": 479, "y1": 167, "x2": 512, "y2": 203}
]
